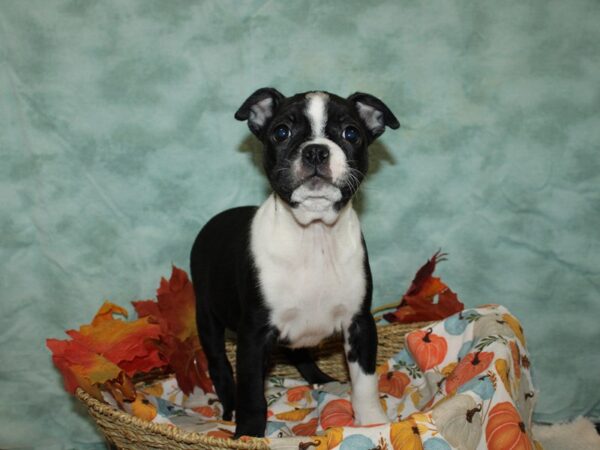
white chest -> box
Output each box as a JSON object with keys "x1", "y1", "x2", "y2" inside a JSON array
[{"x1": 251, "y1": 196, "x2": 366, "y2": 348}]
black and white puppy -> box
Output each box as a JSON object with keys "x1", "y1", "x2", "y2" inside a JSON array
[{"x1": 190, "y1": 88, "x2": 399, "y2": 438}]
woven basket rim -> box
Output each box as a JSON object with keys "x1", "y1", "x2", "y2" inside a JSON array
[
  {"x1": 76, "y1": 388, "x2": 270, "y2": 449},
  {"x1": 77, "y1": 320, "x2": 432, "y2": 449}
]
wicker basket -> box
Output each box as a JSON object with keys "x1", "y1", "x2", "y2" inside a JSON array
[{"x1": 77, "y1": 321, "x2": 429, "y2": 450}]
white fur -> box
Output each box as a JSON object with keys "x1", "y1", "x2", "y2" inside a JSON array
[
  {"x1": 356, "y1": 101, "x2": 384, "y2": 134},
  {"x1": 305, "y1": 92, "x2": 328, "y2": 138},
  {"x1": 249, "y1": 97, "x2": 274, "y2": 128},
  {"x1": 290, "y1": 182, "x2": 342, "y2": 225},
  {"x1": 347, "y1": 359, "x2": 389, "y2": 425},
  {"x1": 250, "y1": 194, "x2": 366, "y2": 349},
  {"x1": 302, "y1": 92, "x2": 349, "y2": 184},
  {"x1": 297, "y1": 137, "x2": 348, "y2": 184}
]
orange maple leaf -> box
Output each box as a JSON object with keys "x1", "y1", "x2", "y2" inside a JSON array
[
  {"x1": 384, "y1": 251, "x2": 464, "y2": 323},
  {"x1": 47, "y1": 301, "x2": 167, "y2": 399},
  {"x1": 46, "y1": 338, "x2": 122, "y2": 400},
  {"x1": 65, "y1": 301, "x2": 165, "y2": 376}
]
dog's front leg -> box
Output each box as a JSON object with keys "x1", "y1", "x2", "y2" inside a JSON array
[
  {"x1": 344, "y1": 311, "x2": 389, "y2": 426},
  {"x1": 234, "y1": 325, "x2": 277, "y2": 438}
]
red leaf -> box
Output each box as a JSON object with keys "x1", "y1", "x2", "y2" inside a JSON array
[
  {"x1": 156, "y1": 266, "x2": 197, "y2": 341},
  {"x1": 404, "y1": 250, "x2": 447, "y2": 298},
  {"x1": 384, "y1": 251, "x2": 464, "y2": 324},
  {"x1": 158, "y1": 335, "x2": 213, "y2": 394},
  {"x1": 132, "y1": 267, "x2": 213, "y2": 395}
]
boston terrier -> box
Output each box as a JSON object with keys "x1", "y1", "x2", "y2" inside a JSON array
[{"x1": 190, "y1": 88, "x2": 399, "y2": 438}]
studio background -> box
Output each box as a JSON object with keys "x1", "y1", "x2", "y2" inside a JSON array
[{"x1": 1, "y1": 1, "x2": 598, "y2": 448}]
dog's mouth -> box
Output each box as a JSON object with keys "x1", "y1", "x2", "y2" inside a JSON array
[
  {"x1": 291, "y1": 179, "x2": 341, "y2": 207},
  {"x1": 301, "y1": 174, "x2": 333, "y2": 191}
]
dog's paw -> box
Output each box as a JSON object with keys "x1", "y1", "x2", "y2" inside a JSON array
[
  {"x1": 233, "y1": 415, "x2": 267, "y2": 438},
  {"x1": 354, "y1": 403, "x2": 390, "y2": 426},
  {"x1": 222, "y1": 409, "x2": 233, "y2": 422}
]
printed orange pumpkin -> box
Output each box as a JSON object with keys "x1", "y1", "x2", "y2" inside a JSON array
[
  {"x1": 292, "y1": 417, "x2": 318, "y2": 436},
  {"x1": 486, "y1": 402, "x2": 533, "y2": 450},
  {"x1": 207, "y1": 429, "x2": 234, "y2": 439},
  {"x1": 406, "y1": 328, "x2": 448, "y2": 371},
  {"x1": 445, "y1": 351, "x2": 493, "y2": 394},
  {"x1": 320, "y1": 399, "x2": 354, "y2": 429},
  {"x1": 286, "y1": 385, "x2": 312, "y2": 403},
  {"x1": 390, "y1": 418, "x2": 424, "y2": 450},
  {"x1": 130, "y1": 395, "x2": 157, "y2": 421},
  {"x1": 193, "y1": 405, "x2": 216, "y2": 418},
  {"x1": 379, "y1": 371, "x2": 411, "y2": 398}
]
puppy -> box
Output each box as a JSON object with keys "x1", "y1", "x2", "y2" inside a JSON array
[{"x1": 190, "y1": 88, "x2": 399, "y2": 438}]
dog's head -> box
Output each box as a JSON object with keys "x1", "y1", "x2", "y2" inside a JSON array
[{"x1": 235, "y1": 89, "x2": 399, "y2": 225}]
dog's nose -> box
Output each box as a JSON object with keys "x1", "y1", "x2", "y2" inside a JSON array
[{"x1": 302, "y1": 144, "x2": 330, "y2": 166}]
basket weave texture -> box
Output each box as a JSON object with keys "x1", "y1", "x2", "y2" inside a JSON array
[{"x1": 77, "y1": 321, "x2": 429, "y2": 450}]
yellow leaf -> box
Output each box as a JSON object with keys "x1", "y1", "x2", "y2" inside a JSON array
[
  {"x1": 503, "y1": 314, "x2": 526, "y2": 346},
  {"x1": 441, "y1": 362, "x2": 458, "y2": 377},
  {"x1": 91, "y1": 301, "x2": 128, "y2": 325},
  {"x1": 324, "y1": 427, "x2": 344, "y2": 449},
  {"x1": 495, "y1": 359, "x2": 511, "y2": 393},
  {"x1": 275, "y1": 407, "x2": 315, "y2": 421},
  {"x1": 411, "y1": 389, "x2": 423, "y2": 407}
]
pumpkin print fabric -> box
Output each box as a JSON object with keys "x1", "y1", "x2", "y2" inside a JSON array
[{"x1": 98, "y1": 305, "x2": 543, "y2": 449}]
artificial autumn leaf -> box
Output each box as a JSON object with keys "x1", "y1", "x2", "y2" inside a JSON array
[
  {"x1": 47, "y1": 301, "x2": 166, "y2": 400},
  {"x1": 132, "y1": 266, "x2": 213, "y2": 395},
  {"x1": 158, "y1": 335, "x2": 213, "y2": 394},
  {"x1": 65, "y1": 301, "x2": 166, "y2": 376},
  {"x1": 91, "y1": 301, "x2": 129, "y2": 325},
  {"x1": 104, "y1": 371, "x2": 137, "y2": 407},
  {"x1": 157, "y1": 265, "x2": 198, "y2": 341},
  {"x1": 46, "y1": 338, "x2": 122, "y2": 400},
  {"x1": 384, "y1": 251, "x2": 464, "y2": 324}
]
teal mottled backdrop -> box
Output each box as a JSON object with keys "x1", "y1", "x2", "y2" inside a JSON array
[{"x1": 1, "y1": 0, "x2": 599, "y2": 448}]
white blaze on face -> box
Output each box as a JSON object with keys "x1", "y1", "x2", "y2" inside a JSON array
[
  {"x1": 302, "y1": 92, "x2": 349, "y2": 184},
  {"x1": 305, "y1": 92, "x2": 328, "y2": 138}
]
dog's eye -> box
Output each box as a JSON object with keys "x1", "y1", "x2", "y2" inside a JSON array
[
  {"x1": 342, "y1": 126, "x2": 360, "y2": 143},
  {"x1": 273, "y1": 125, "x2": 291, "y2": 142}
]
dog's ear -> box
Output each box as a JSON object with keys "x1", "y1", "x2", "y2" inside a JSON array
[
  {"x1": 235, "y1": 88, "x2": 285, "y2": 137},
  {"x1": 347, "y1": 92, "x2": 400, "y2": 140}
]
